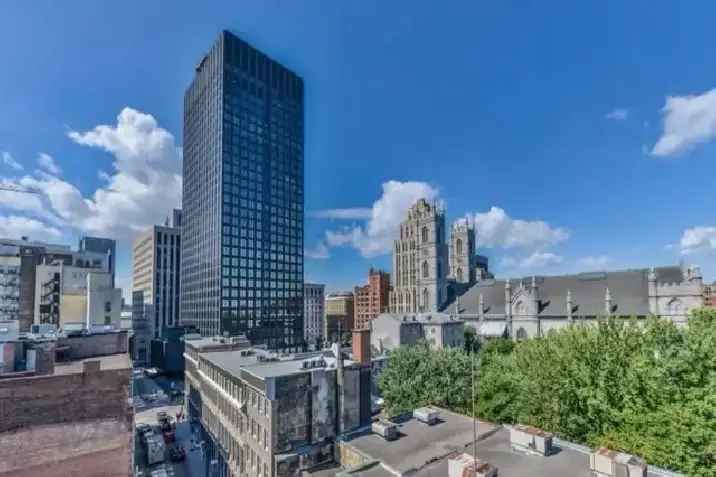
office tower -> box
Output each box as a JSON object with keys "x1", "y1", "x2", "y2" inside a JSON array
[
  {"x1": 303, "y1": 283, "x2": 325, "y2": 345},
  {"x1": 354, "y1": 268, "x2": 391, "y2": 330},
  {"x1": 78, "y1": 236, "x2": 116, "y2": 287},
  {"x1": 182, "y1": 30, "x2": 304, "y2": 348},
  {"x1": 132, "y1": 219, "x2": 181, "y2": 340}
]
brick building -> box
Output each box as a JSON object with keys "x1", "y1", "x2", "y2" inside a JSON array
[
  {"x1": 354, "y1": 268, "x2": 391, "y2": 330},
  {"x1": 0, "y1": 331, "x2": 132, "y2": 476}
]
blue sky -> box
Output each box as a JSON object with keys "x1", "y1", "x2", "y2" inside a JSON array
[{"x1": 2, "y1": 1, "x2": 716, "y2": 299}]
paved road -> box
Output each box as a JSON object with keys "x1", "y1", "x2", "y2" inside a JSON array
[{"x1": 134, "y1": 376, "x2": 205, "y2": 477}]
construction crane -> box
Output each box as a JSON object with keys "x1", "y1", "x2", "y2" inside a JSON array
[{"x1": 0, "y1": 184, "x2": 40, "y2": 194}]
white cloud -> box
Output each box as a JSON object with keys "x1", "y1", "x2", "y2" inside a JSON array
[
  {"x1": 305, "y1": 241, "x2": 330, "y2": 259},
  {"x1": 679, "y1": 226, "x2": 716, "y2": 255},
  {"x1": 520, "y1": 252, "x2": 563, "y2": 268},
  {"x1": 651, "y1": 88, "x2": 716, "y2": 157},
  {"x1": 605, "y1": 108, "x2": 629, "y2": 121},
  {"x1": 0, "y1": 215, "x2": 61, "y2": 239},
  {"x1": 468, "y1": 207, "x2": 569, "y2": 249},
  {"x1": 2, "y1": 152, "x2": 23, "y2": 171},
  {"x1": 37, "y1": 152, "x2": 62, "y2": 175},
  {"x1": 577, "y1": 255, "x2": 610, "y2": 270},
  {"x1": 322, "y1": 180, "x2": 440, "y2": 258},
  {"x1": 1, "y1": 108, "x2": 182, "y2": 240},
  {"x1": 310, "y1": 208, "x2": 373, "y2": 220}
]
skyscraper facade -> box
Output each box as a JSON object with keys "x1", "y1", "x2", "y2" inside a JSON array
[
  {"x1": 78, "y1": 236, "x2": 116, "y2": 287},
  {"x1": 182, "y1": 31, "x2": 304, "y2": 349}
]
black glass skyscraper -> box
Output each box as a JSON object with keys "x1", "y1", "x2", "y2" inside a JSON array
[{"x1": 181, "y1": 31, "x2": 304, "y2": 349}]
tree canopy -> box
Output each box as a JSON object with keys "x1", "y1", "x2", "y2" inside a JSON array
[{"x1": 377, "y1": 310, "x2": 716, "y2": 477}]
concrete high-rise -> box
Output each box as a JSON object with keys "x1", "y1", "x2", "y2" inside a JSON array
[
  {"x1": 132, "y1": 214, "x2": 181, "y2": 340},
  {"x1": 181, "y1": 31, "x2": 304, "y2": 349},
  {"x1": 303, "y1": 283, "x2": 324, "y2": 345}
]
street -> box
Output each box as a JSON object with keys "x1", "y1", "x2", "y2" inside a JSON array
[{"x1": 133, "y1": 373, "x2": 205, "y2": 477}]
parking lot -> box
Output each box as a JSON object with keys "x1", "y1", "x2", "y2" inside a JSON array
[{"x1": 133, "y1": 372, "x2": 205, "y2": 477}]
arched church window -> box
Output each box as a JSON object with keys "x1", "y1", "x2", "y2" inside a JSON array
[
  {"x1": 456, "y1": 238, "x2": 463, "y2": 255},
  {"x1": 421, "y1": 226, "x2": 429, "y2": 243},
  {"x1": 422, "y1": 288, "x2": 429, "y2": 310},
  {"x1": 516, "y1": 328, "x2": 528, "y2": 340},
  {"x1": 422, "y1": 261, "x2": 429, "y2": 278},
  {"x1": 457, "y1": 267, "x2": 463, "y2": 282},
  {"x1": 515, "y1": 300, "x2": 525, "y2": 315},
  {"x1": 668, "y1": 298, "x2": 683, "y2": 316}
]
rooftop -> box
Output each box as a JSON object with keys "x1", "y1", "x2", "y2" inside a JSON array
[
  {"x1": 339, "y1": 410, "x2": 678, "y2": 477},
  {"x1": 52, "y1": 353, "x2": 131, "y2": 376}
]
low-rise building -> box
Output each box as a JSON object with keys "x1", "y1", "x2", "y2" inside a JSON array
[
  {"x1": 184, "y1": 331, "x2": 372, "y2": 477},
  {"x1": 371, "y1": 312, "x2": 464, "y2": 352},
  {"x1": 354, "y1": 269, "x2": 391, "y2": 331},
  {"x1": 34, "y1": 262, "x2": 121, "y2": 331},
  {"x1": 325, "y1": 292, "x2": 355, "y2": 344},
  {"x1": 0, "y1": 331, "x2": 132, "y2": 476}
]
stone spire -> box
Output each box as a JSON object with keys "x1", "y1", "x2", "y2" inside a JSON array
[
  {"x1": 566, "y1": 289, "x2": 573, "y2": 323},
  {"x1": 605, "y1": 287, "x2": 612, "y2": 316},
  {"x1": 648, "y1": 267, "x2": 658, "y2": 315},
  {"x1": 505, "y1": 280, "x2": 513, "y2": 337}
]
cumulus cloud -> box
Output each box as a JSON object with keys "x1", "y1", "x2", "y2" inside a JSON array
[
  {"x1": 305, "y1": 240, "x2": 330, "y2": 259},
  {"x1": 310, "y1": 208, "x2": 373, "y2": 220},
  {"x1": 2, "y1": 152, "x2": 23, "y2": 171},
  {"x1": 605, "y1": 108, "x2": 629, "y2": 121},
  {"x1": 679, "y1": 226, "x2": 716, "y2": 255},
  {"x1": 322, "y1": 180, "x2": 439, "y2": 258},
  {"x1": 37, "y1": 153, "x2": 62, "y2": 175},
  {"x1": 0, "y1": 215, "x2": 61, "y2": 239},
  {"x1": 468, "y1": 207, "x2": 569, "y2": 249},
  {"x1": 577, "y1": 255, "x2": 610, "y2": 270},
  {"x1": 651, "y1": 88, "x2": 716, "y2": 157},
  {"x1": 520, "y1": 252, "x2": 563, "y2": 268},
  {"x1": 0, "y1": 108, "x2": 182, "y2": 240}
]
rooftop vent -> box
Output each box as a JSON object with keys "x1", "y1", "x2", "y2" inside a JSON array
[
  {"x1": 590, "y1": 448, "x2": 647, "y2": 477},
  {"x1": 413, "y1": 406, "x2": 440, "y2": 425},
  {"x1": 371, "y1": 420, "x2": 398, "y2": 441},
  {"x1": 448, "y1": 453, "x2": 498, "y2": 477},
  {"x1": 509, "y1": 424, "x2": 554, "y2": 456}
]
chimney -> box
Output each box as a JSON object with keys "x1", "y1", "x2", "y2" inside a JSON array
[{"x1": 352, "y1": 328, "x2": 371, "y2": 367}]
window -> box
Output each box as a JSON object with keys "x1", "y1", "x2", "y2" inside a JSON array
[
  {"x1": 422, "y1": 288, "x2": 429, "y2": 310},
  {"x1": 457, "y1": 267, "x2": 463, "y2": 282},
  {"x1": 422, "y1": 261, "x2": 429, "y2": 278},
  {"x1": 456, "y1": 238, "x2": 463, "y2": 255},
  {"x1": 421, "y1": 226, "x2": 429, "y2": 243}
]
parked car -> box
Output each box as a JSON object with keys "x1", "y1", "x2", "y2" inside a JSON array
[{"x1": 169, "y1": 445, "x2": 186, "y2": 462}]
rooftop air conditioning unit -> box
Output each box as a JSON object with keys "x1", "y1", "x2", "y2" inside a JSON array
[
  {"x1": 510, "y1": 424, "x2": 554, "y2": 456},
  {"x1": 448, "y1": 453, "x2": 498, "y2": 477},
  {"x1": 413, "y1": 406, "x2": 440, "y2": 425},
  {"x1": 590, "y1": 448, "x2": 647, "y2": 477},
  {"x1": 371, "y1": 420, "x2": 398, "y2": 441}
]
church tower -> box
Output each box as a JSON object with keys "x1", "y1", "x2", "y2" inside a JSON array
[
  {"x1": 449, "y1": 219, "x2": 477, "y2": 284},
  {"x1": 390, "y1": 199, "x2": 449, "y2": 313}
]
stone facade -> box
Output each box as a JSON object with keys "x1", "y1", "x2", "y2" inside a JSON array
[
  {"x1": 390, "y1": 199, "x2": 449, "y2": 313},
  {"x1": 449, "y1": 219, "x2": 477, "y2": 284},
  {"x1": 184, "y1": 336, "x2": 371, "y2": 477},
  {"x1": 446, "y1": 265, "x2": 705, "y2": 340},
  {"x1": 371, "y1": 312, "x2": 464, "y2": 352}
]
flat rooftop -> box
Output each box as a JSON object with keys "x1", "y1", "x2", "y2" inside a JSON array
[
  {"x1": 53, "y1": 353, "x2": 131, "y2": 376},
  {"x1": 341, "y1": 410, "x2": 676, "y2": 477},
  {"x1": 202, "y1": 348, "x2": 355, "y2": 380}
]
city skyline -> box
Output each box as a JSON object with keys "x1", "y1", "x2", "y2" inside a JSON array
[{"x1": 2, "y1": 2, "x2": 716, "y2": 300}]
